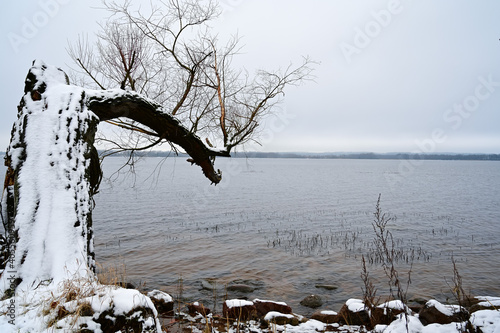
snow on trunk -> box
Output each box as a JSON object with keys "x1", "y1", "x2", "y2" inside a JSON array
[
  {"x1": 0, "y1": 60, "x2": 231, "y2": 332},
  {"x1": 0, "y1": 61, "x2": 162, "y2": 333},
  {"x1": 1, "y1": 60, "x2": 99, "y2": 294}
]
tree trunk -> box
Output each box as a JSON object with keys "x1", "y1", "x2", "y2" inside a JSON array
[
  {"x1": 0, "y1": 60, "x2": 226, "y2": 297},
  {"x1": 1, "y1": 62, "x2": 99, "y2": 295}
]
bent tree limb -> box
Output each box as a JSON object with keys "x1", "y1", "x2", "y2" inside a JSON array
[{"x1": 86, "y1": 90, "x2": 229, "y2": 184}]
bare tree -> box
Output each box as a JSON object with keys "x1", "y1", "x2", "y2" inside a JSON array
[
  {"x1": 68, "y1": 0, "x2": 315, "y2": 161},
  {"x1": 0, "y1": 4, "x2": 313, "y2": 330},
  {"x1": 0, "y1": 1, "x2": 314, "y2": 308}
]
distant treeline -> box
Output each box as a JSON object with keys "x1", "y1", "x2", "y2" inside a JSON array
[
  {"x1": 1, "y1": 151, "x2": 498, "y2": 161},
  {"x1": 231, "y1": 152, "x2": 500, "y2": 161},
  {"x1": 102, "y1": 151, "x2": 500, "y2": 161}
]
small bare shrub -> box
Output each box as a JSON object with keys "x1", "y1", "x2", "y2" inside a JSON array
[
  {"x1": 360, "y1": 194, "x2": 413, "y2": 331},
  {"x1": 447, "y1": 257, "x2": 473, "y2": 309},
  {"x1": 446, "y1": 257, "x2": 478, "y2": 333},
  {"x1": 361, "y1": 255, "x2": 379, "y2": 310},
  {"x1": 371, "y1": 194, "x2": 412, "y2": 306}
]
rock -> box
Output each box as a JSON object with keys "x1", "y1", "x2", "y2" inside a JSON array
[
  {"x1": 315, "y1": 284, "x2": 338, "y2": 291},
  {"x1": 200, "y1": 279, "x2": 218, "y2": 291},
  {"x1": 253, "y1": 299, "x2": 292, "y2": 317},
  {"x1": 371, "y1": 300, "x2": 406, "y2": 326},
  {"x1": 311, "y1": 310, "x2": 339, "y2": 323},
  {"x1": 187, "y1": 302, "x2": 211, "y2": 316},
  {"x1": 114, "y1": 281, "x2": 136, "y2": 289},
  {"x1": 470, "y1": 296, "x2": 499, "y2": 313},
  {"x1": 300, "y1": 294, "x2": 323, "y2": 308},
  {"x1": 223, "y1": 299, "x2": 258, "y2": 320},
  {"x1": 41, "y1": 286, "x2": 160, "y2": 333},
  {"x1": 409, "y1": 297, "x2": 428, "y2": 305},
  {"x1": 147, "y1": 290, "x2": 174, "y2": 315},
  {"x1": 407, "y1": 297, "x2": 427, "y2": 313},
  {"x1": 418, "y1": 299, "x2": 469, "y2": 325},
  {"x1": 264, "y1": 311, "x2": 299, "y2": 326},
  {"x1": 95, "y1": 306, "x2": 158, "y2": 333},
  {"x1": 227, "y1": 284, "x2": 255, "y2": 293},
  {"x1": 337, "y1": 299, "x2": 370, "y2": 326}
]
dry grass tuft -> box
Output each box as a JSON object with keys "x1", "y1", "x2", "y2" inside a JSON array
[{"x1": 96, "y1": 261, "x2": 128, "y2": 287}]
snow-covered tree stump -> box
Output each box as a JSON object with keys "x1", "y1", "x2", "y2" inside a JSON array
[
  {"x1": 0, "y1": 60, "x2": 222, "y2": 332},
  {"x1": 1, "y1": 61, "x2": 100, "y2": 293}
]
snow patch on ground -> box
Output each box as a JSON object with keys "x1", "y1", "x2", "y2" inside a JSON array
[
  {"x1": 0, "y1": 278, "x2": 161, "y2": 332},
  {"x1": 471, "y1": 310, "x2": 500, "y2": 333}
]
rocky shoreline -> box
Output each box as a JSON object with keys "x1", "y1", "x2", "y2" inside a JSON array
[
  {"x1": 147, "y1": 287, "x2": 500, "y2": 333},
  {"x1": 2, "y1": 275, "x2": 497, "y2": 332},
  {"x1": 194, "y1": 277, "x2": 347, "y2": 317}
]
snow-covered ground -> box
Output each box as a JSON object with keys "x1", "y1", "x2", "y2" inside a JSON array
[{"x1": 0, "y1": 278, "x2": 161, "y2": 332}]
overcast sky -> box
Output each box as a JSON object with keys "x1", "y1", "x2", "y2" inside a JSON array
[{"x1": 1, "y1": 0, "x2": 500, "y2": 153}]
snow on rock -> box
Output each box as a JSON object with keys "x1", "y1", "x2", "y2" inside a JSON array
[
  {"x1": 262, "y1": 310, "x2": 300, "y2": 326},
  {"x1": 346, "y1": 298, "x2": 366, "y2": 312},
  {"x1": 104, "y1": 288, "x2": 158, "y2": 315},
  {"x1": 337, "y1": 298, "x2": 371, "y2": 327},
  {"x1": 293, "y1": 319, "x2": 326, "y2": 331},
  {"x1": 147, "y1": 290, "x2": 173, "y2": 303},
  {"x1": 418, "y1": 299, "x2": 472, "y2": 328},
  {"x1": 470, "y1": 309, "x2": 500, "y2": 333},
  {"x1": 375, "y1": 313, "x2": 423, "y2": 333},
  {"x1": 321, "y1": 310, "x2": 338, "y2": 315},
  {"x1": 253, "y1": 298, "x2": 293, "y2": 317},
  {"x1": 147, "y1": 290, "x2": 174, "y2": 314},
  {"x1": 253, "y1": 298, "x2": 288, "y2": 306},
  {"x1": 187, "y1": 301, "x2": 211, "y2": 316},
  {"x1": 225, "y1": 299, "x2": 254, "y2": 309},
  {"x1": 223, "y1": 299, "x2": 258, "y2": 321},
  {"x1": 310, "y1": 309, "x2": 339, "y2": 324},
  {"x1": 425, "y1": 299, "x2": 464, "y2": 317},
  {"x1": 476, "y1": 296, "x2": 500, "y2": 308},
  {"x1": 264, "y1": 311, "x2": 295, "y2": 321},
  {"x1": 374, "y1": 300, "x2": 409, "y2": 322},
  {"x1": 376, "y1": 314, "x2": 469, "y2": 333},
  {"x1": 267, "y1": 319, "x2": 363, "y2": 333},
  {"x1": 377, "y1": 300, "x2": 407, "y2": 311}
]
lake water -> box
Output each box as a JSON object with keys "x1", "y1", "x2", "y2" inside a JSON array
[
  {"x1": 1, "y1": 155, "x2": 498, "y2": 314},
  {"x1": 89, "y1": 157, "x2": 500, "y2": 315}
]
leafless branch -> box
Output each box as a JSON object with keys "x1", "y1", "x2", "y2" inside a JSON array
[{"x1": 68, "y1": 0, "x2": 316, "y2": 167}]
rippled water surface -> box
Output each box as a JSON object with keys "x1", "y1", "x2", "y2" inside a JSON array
[{"x1": 92, "y1": 157, "x2": 500, "y2": 315}]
